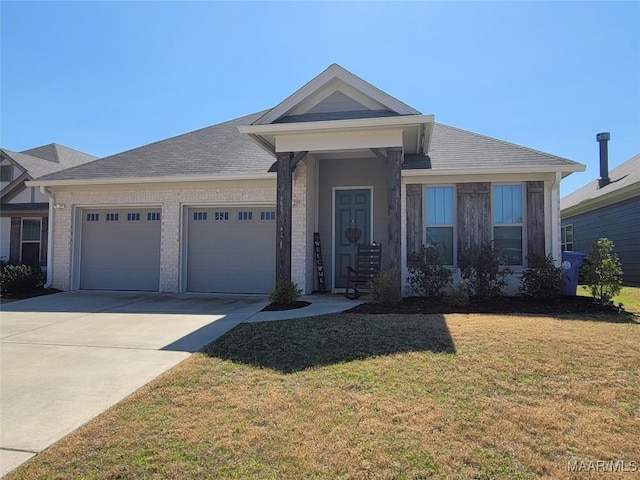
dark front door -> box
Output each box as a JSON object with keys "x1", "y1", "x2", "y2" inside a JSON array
[{"x1": 334, "y1": 189, "x2": 371, "y2": 288}]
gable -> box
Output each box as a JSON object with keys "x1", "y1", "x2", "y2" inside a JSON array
[{"x1": 254, "y1": 64, "x2": 420, "y2": 125}]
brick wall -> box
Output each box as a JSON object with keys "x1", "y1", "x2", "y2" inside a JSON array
[{"x1": 49, "y1": 180, "x2": 276, "y2": 292}]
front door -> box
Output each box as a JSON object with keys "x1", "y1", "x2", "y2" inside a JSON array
[{"x1": 334, "y1": 189, "x2": 371, "y2": 288}]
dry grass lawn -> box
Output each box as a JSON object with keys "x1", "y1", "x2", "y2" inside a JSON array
[{"x1": 7, "y1": 312, "x2": 639, "y2": 480}]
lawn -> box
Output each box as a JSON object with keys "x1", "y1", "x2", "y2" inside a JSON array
[
  {"x1": 7, "y1": 312, "x2": 639, "y2": 480},
  {"x1": 578, "y1": 285, "x2": 640, "y2": 314}
]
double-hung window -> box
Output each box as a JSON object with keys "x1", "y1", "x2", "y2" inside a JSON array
[
  {"x1": 425, "y1": 186, "x2": 454, "y2": 265},
  {"x1": 21, "y1": 218, "x2": 41, "y2": 266},
  {"x1": 561, "y1": 225, "x2": 573, "y2": 251},
  {"x1": 493, "y1": 184, "x2": 523, "y2": 265}
]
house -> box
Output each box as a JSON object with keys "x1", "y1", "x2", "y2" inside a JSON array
[
  {"x1": 26, "y1": 64, "x2": 585, "y2": 294},
  {"x1": 561, "y1": 134, "x2": 640, "y2": 285},
  {"x1": 0, "y1": 144, "x2": 96, "y2": 269}
]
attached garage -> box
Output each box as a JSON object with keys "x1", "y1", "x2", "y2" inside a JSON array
[
  {"x1": 186, "y1": 206, "x2": 276, "y2": 293},
  {"x1": 79, "y1": 208, "x2": 161, "y2": 291}
]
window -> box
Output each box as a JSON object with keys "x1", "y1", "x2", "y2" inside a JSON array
[
  {"x1": 193, "y1": 212, "x2": 207, "y2": 221},
  {"x1": 561, "y1": 224, "x2": 573, "y2": 251},
  {"x1": 106, "y1": 213, "x2": 119, "y2": 222},
  {"x1": 86, "y1": 213, "x2": 99, "y2": 222},
  {"x1": 260, "y1": 211, "x2": 276, "y2": 220},
  {"x1": 214, "y1": 211, "x2": 229, "y2": 221},
  {"x1": 21, "y1": 218, "x2": 41, "y2": 266},
  {"x1": 127, "y1": 213, "x2": 140, "y2": 221},
  {"x1": 0, "y1": 165, "x2": 11, "y2": 182},
  {"x1": 425, "y1": 186, "x2": 454, "y2": 265},
  {"x1": 493, "y1": 184, "x2": 523, "y2": 265},
  {"x1": 147, "y1": 212, "x2": 161, "y2": 221},
  {"x1": 238, "y1": 211, "x2": 253, "y2": 221}
]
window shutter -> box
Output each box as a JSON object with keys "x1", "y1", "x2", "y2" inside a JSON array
[
  {"x1": 10, "y1": 217, "x2": 21, "y2": 263},
  {"x1": 406, "y1": 184, "x2": 422, "y2": 266},
  {"x1": 456, "y1": 182, "x2": 491, "y2": 256},
  {"x1": 526, "y1": 181, "x2": 545, "y2": 257}
]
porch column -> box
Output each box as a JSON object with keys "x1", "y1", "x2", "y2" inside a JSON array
[
  {"x1": 276, "y1": 151, "x2": 294, "y2": 283},
  {"x1": 387, "y1": 147, "x2": 403, "y2": 279},
  {"x1": 275, "y1": 150, "x2": 308, "y2": 283}
]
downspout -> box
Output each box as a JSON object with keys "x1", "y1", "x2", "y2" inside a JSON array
[
  {"x1": 550, "y1": 172, "x2": 562, "y2": 264},
  {"x1": 40, "y1": 186, "x2": 54, "y2": 288}
]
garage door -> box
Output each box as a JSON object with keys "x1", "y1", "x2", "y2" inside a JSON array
[
  {"x1": 80, "y1": 208, "x2": 161, "y2": 291},
  {"x1": 187, "y1": 207, "x2": 276, "y2": 293}
]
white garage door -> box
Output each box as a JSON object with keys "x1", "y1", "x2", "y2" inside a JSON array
[
  {"x1": 186, "y1": 207, "x2": 276, "y2": 293},
  {"x1": 80, "y1": 208, "x2": 161, "y2": 291}
]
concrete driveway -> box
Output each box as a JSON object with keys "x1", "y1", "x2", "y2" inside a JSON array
[{"x1": 0, "y1": 291, "x2": 268, "y2": 477}]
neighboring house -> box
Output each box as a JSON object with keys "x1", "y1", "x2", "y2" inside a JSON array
[
  {"x1": 561, "y1": 141, "x2": 640, "y2": 285},
  {"x1": 0, "y1": 144, "x2": 96, "y2": 269},
  {"x1": 27, "y1": 64, "x2": 584, "y2": 294}
]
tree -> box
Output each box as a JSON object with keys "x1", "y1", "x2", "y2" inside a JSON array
[{"x1": 581, "y1": 238, "x2": 623, "y2": 305}]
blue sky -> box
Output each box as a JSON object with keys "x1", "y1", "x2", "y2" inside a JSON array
[{"x1": 1, "y1": 1, "x2": 638, "y2": 196}]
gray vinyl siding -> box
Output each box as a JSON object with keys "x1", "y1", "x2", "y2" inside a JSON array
[
  {"x1": 318, "y1": 157, "x2": 388, "y2": 290},
  {"x1": 562, "y1": 196, "x2": 640, "y2": 285}
]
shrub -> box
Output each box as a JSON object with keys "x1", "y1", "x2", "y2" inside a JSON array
[
  {"x1": 459, "y1": 242, "x2": 512, "y2": 297},
  {"x1": 519, "y1": 254, "x2": 564, "y2": 298},
  {"x1": 1, "y1": 264, "x2": 44, "y2": 294},
  {"x1": 269, "y1": 280, "x2": 301, "y2": 305},
  {"x1": 369, "y1": 268, "x2": 402, "y2": 305},
  {"x1": 581, "y1": 238, "x2": 623, "y2": 305},
  {"x1": 445, "y1": 285, "x2": 470, "y2": 306},
  {"x1": 407, "y1": 245, "x2": 453, "y2": 298}
]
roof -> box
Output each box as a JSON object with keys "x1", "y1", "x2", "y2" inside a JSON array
[
  {"x1": 561, "y1": 153, "x2": 640, "y2": 215},
  {"x1": 30, "y1": 114, "x2": 584, "y2": 185},
  {"x1": 426, "y1": 123, "x2": 579, "y2": 171},
  {"x1": 1, "y1": 144, "x2": 97, "y2": 179},
  {"x1": 34, "y1": 112, "x2": 275, "y2": 183}
]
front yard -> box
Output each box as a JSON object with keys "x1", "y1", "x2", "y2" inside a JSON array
[{"x1": 8, "y1": 312, "x2": 639, "y2": 480}]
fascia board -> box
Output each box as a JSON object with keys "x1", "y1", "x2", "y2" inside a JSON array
[
  {"x1": 401, "y1": 164, "x2": 586, "y2": 177},
  {"x1": 255, "y1": 65, "x2": 420, "y2": 125},
  {"x1": 26, "y1": 173, "x2": 277, "y2": 188},
  {"x1": 239, "y1": 115, "x2": 435, "y2": 136}
]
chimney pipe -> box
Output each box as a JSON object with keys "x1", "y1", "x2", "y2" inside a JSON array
[{"x1": 596, "y1": 132, "x2": 610, "y2": 188}]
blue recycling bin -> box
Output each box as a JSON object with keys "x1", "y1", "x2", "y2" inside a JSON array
[{"x1": 561, "y1": 251, "x2": 586, "y2": 296}]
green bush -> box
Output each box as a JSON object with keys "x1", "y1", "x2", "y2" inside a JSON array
[
  {"x1": 581, "y1": 238, "x2": 623, "y2": 305},
  {"x1": 445, "y1": 285, "x2": 470, "y2": 306},
  {"x1": 269, "y1": 280, "x2": 302, "y2": 305},
  {"x1": 369, "y1": 268, "x2": 402, "y2": 305},
  {"x1": 408, "y1": 245, "x2": 453, "y2": 298},
  {"x1": 459, "y1": 242, "x2": 512, "y2": 298},
  {"x1": 519, "y1": 254, "x2": 564, "y2": 298},
  {"x1": 1, "y1": 264, "x2": 44, "y2": 294}
]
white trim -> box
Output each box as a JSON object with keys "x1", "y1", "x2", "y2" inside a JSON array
[
  {"x1": 402, "y1": 164, "x2": 585, "y2": 177},
  {"x1": 331, "y1": 186, "x2": 374, "y2": 293},
  {"x1": 424, "y1": 184, "x2": 457, "y2": 266},
  {"x1": 491, "y1": 183, "x2": 526, "y2": 266},
  {"x1": 240, "y1": 114, "x2": 434, "y2": 136},
  {"x1": 26, "y1": 173, "x2": 277, "y2": 188},
  {"x1": 40, "y1": 186, "x2": 54, "y2": 287},
  {"x1": 551, "y1": 172, "x2": 562, "y2": 264},
  {"x1": 254, "y1": 64, "x2": 421, "y2": 125}
]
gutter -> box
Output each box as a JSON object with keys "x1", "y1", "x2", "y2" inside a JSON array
[{"x1": 40, "y1": 186, "x2": 54, "y2": 288}]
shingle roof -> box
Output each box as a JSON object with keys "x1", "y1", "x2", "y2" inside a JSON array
[
  {"x1": 32, "y1": 112, "x2": 582, "y2": 184},
  {"x1": 561, "y1": 153, "x2": 640, "y2": 211},
  {"x1": 1, "y1": 144, "x2": 97, "y2": 179},
  {"x1": 427, "y1": 123, "x2": 579, "y2": 170},
  {"x1": 35, "y1": 111, "x2": 274, "y2": 182}
]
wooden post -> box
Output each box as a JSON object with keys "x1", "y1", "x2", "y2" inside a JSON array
[
  {"x1": 276, "y1": 151, "x2": 293, "y2": 283},
  {"x1": 386, "y1": 147, "x2": 402, "y2": 282},
  {"x1": 406, "y1": 184, "x2": 423, "y2": 267}
]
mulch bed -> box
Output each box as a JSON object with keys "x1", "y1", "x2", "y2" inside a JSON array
[
  {"x1": 345, "y1": 295, "x2": 631, "y2": 316},
  {"x1": 262, "y1": 301, "x2": 312, "y2": 312},
  {"x1": 0, "y1": 287, "x2": 61, "y2": 304}
]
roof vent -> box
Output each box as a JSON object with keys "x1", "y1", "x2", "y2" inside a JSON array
[{"x1": 596, "y1": 132, "x2": 611, "y2": 188}]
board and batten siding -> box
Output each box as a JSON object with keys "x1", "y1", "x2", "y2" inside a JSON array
[
  {"x1": 404, "y1": 181, "x2": 547, "y2": 266},
  {"x1": 562, "y1": 195, "x2": 640, "y2": 285}
]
